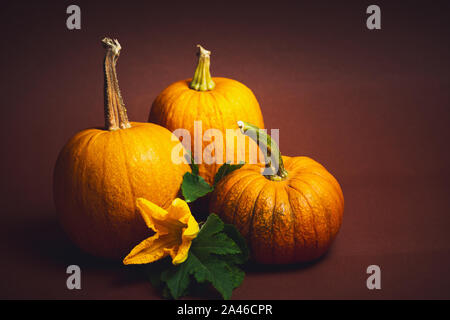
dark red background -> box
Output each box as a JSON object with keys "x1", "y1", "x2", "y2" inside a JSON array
[{"x1": 1, "y1": 0, "x2": 449, "y2": 299}]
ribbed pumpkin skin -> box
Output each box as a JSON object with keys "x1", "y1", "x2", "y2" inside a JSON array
[
  {"x1": 210, "y1": 156, "x2": 344, "y2": 264},
  {"x1": 149, "y1": 77, "x2": 265, "y2": 185},
  {"x1": 53, "y1": 122, "x2": 190, "y2": 259}
]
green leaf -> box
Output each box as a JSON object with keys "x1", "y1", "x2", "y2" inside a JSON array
[
  {"x1": 196, "y1": 213, "x2": 224, "y2": 238},
  {"x1": 199, "y1": 259, "x2": 236, "y2": 300},
  {"x1": 194, "y1": 214, "x2": 242, "y2": 256},
  {"x1": 181, "y1": 172, "x2": 213, "y2": 203},
  {"x1": 193, "y1": 232, "x2": 241, "y2": 256},
  {"x1": 160, "y1": 257, "x2": 193, "y2": 299},
  {"x1": 181, "y1": 159, "x2": 245, "y2": 204},
  {"x1": 184, "y1": 251, "x2": 236, "y2": 300},
  {"x1": 223, "y1": 223, "x2": 250, "y2": 264},
  {"x1": 213, "y1": 162, "x2": 245, "y2": 186},
  {"x1": 147, "y1": 214, "x2": 249, "y2": 300},
  {"x1": 227, "y1": 263, "x2": 245, "y2": 289}
]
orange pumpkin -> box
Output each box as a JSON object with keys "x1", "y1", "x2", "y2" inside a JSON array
[
  {"x1": 149, "y1": 45, "x2": 265, "y2": 185},
  {"x1": 210, "y1": 122, "x2": 344, "y2": 264},
  {"x1": 53, "y1": 38, "x2": 190, "y2": 259}
]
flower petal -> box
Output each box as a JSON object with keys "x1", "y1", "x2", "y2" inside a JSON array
[
  {"x1": 167, "y1": 198, "x2": 192, "y2": 224},
  {"x1": 183, "y1": 215, "x2": 199, "y2": 239},
  {"x1": 171, "y1": 215, "x2": 199, "y2": 265},
  {"x1": 123, "y1": 234, "x2": 178, "y2": 265},
  {"x1": 136, "y1": 198, "x2": 169, "y2": 234},
  {"x1": 128, "y1": 197, "x2": 199, "y2": 266},
  {"x1": 171, "y1": 240, "x2": 193, "y2": 265}
]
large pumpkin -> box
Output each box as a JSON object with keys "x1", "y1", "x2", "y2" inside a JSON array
[
  {"x1": 53, "y1": 38, "x2": 190, "y2": 259},
  {"x1": 149, "y1": 45, "x2": 265, "y2": 185},
  {"x1": 210, "y1": 122, "x2": 344, "y2": 264}
]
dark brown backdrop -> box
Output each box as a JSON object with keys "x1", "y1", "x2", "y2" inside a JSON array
[{"x1": 1, "y1": 0, "x2": 449, "y2": 299}]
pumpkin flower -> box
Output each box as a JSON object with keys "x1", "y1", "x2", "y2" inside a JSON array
[{"x1": 123, "y1": 198, "x2": 199, "y2": 265}]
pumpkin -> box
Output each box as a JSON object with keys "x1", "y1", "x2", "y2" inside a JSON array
[
  {"x1": 53, "y1": 38, "x2": 190, "y2": 259},
  {"x1": 149, "y1": 45, "x2": 265, "y2": 185},
  {"x1": 210, "y1": 121, "x2": 344, "y2": 264}
]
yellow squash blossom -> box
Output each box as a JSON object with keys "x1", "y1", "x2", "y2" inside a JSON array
[{"x1": 123, "y1": 198, "x2": 199, "y2": 265}]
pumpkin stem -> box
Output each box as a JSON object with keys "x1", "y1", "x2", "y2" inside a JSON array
[
  {"x1": 102, "y1": 37, "x2": 131, "y2": 130},
  {"x1": 189, "y1": 45, "x2": 216, "y2": 91},
  {"x1": 237, "y1": 121, "x2": 288, "y2": 181}
]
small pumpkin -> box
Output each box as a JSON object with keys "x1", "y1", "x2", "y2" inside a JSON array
[
  {"x1": 149, "y1": 45, "x2": 265, "y2": 185},
  {"x1": 210, "y1": 122, "x2": 344, "y2": 264},
  {"x1": 53, "y1": 38, "x2": 190, "y2": 259}
]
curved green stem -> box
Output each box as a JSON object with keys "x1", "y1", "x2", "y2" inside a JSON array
[
  {"x1": 189, "y1": 45, "x2": 216, "y2": 91},
  {"x1": 102, "y1": 37, "x2": 131, "y2": 130},
  {"x1": 237, "y1": 121, "x2": 288, "y2": 181}
]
